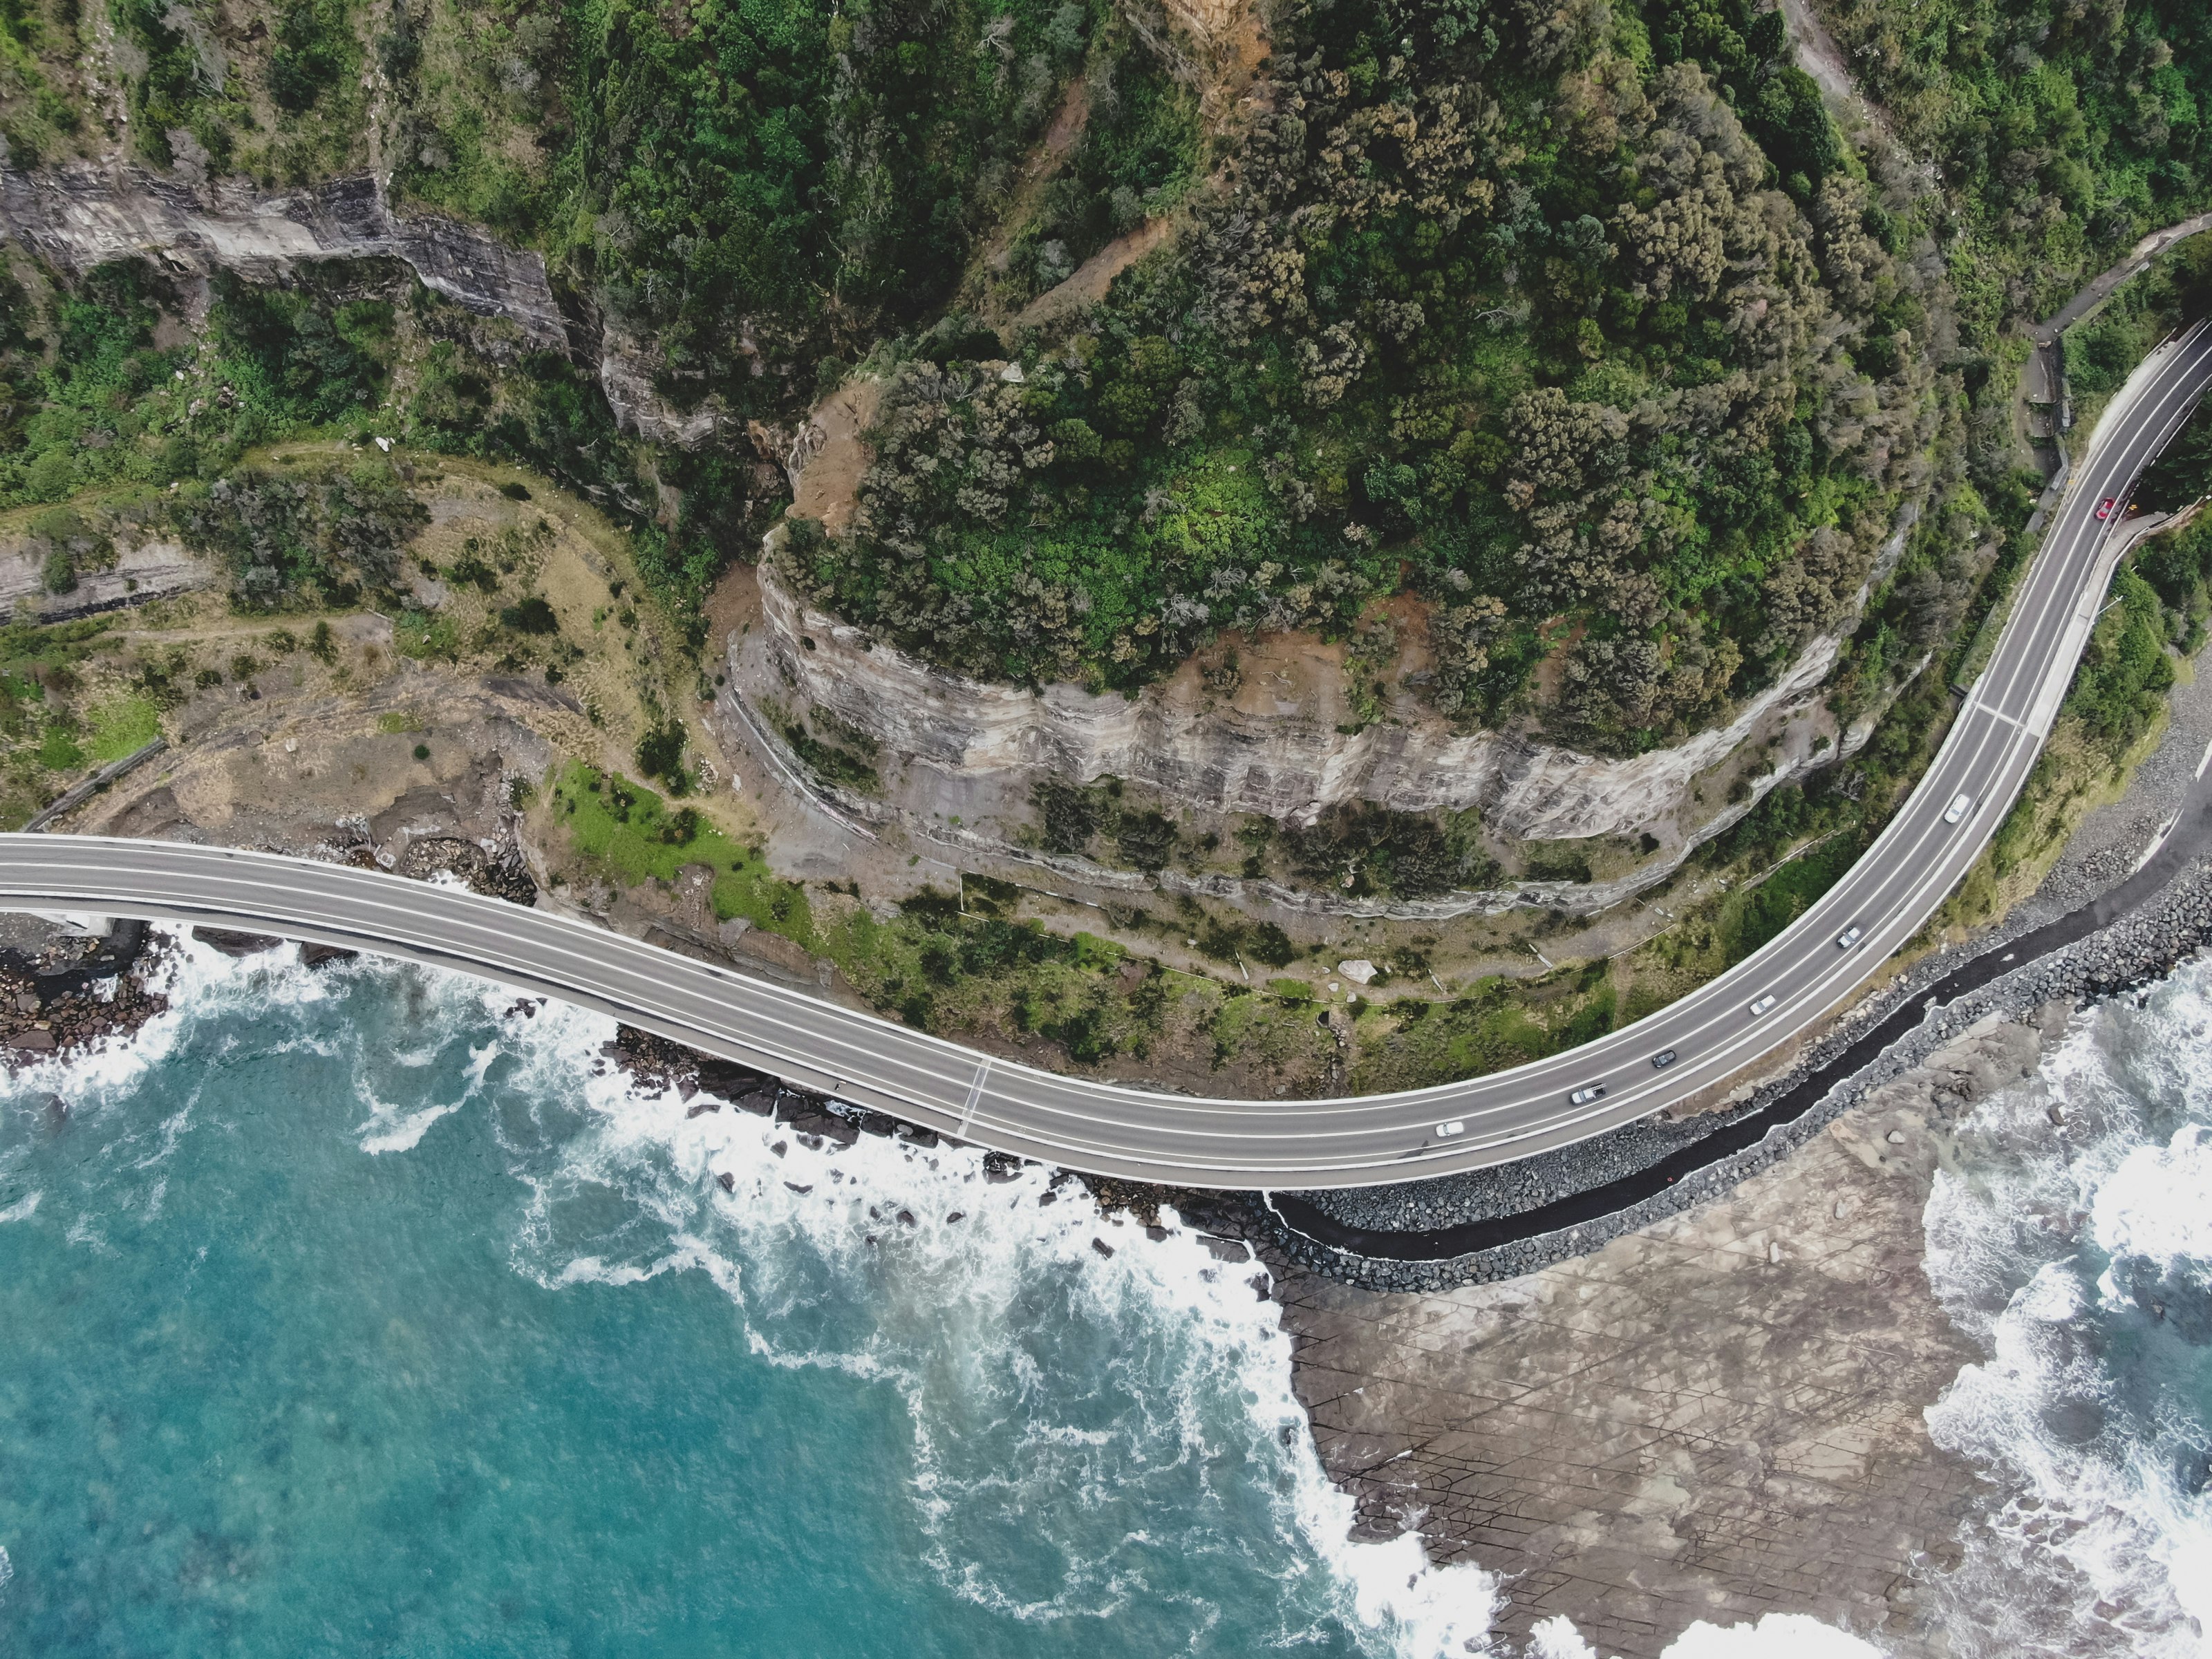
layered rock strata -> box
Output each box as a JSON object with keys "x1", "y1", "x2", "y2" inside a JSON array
[
  {"x1": 737, "y1": 555, "x2": 1869, "y2": 924},
  {"x1": 0, "y1": 167, "x2": 568, "y2": 349}
]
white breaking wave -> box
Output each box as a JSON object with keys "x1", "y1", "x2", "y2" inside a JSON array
[
  {"x1": 2092, "y1": 1123, "x2": 2212, "y2": 1278},
  {"x1": 355, "y1": 1040, "x2": 499, "y2": 1152},
  {"x1": 480, "y1": 995, "x2": 1506, "y2": 1657},
  {"x1": 1923, "y1": 962, "x2": 2212, "y2": 1657},
  {"x1": 0, "y1": 1191, "x2": 39, "y2": 1224},
  {"x1": 0, "y1": 926, "x2": 1893, "y2": 1659}
]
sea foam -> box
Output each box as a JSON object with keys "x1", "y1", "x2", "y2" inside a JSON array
[
  {"x1": 1923, "y1": 961, "x2": 2212, "y2": 1657},
  {"x1": 3, "y1": 926, "x2": 1898, "y2": 1658}
]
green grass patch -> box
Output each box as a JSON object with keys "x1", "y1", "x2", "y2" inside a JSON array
[
  {"x1": 85, "y1": 695, "x2": 159, "y2": 762},
  {"x1": 35, "y1": 722, "x2": 82, "y2": 771},
  {"x1": 550, "y1": 760, "x2": 814, "y2": 944},
  {"x1": 1353, "y1": 979, "x2": 1553, "y2": 1093}
]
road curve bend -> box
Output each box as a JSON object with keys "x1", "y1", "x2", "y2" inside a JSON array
[{"x1": 2, "y1": 325, "x2": 2209, "y2": 1190}]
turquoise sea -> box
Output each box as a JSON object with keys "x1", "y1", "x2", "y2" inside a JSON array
[
  {"x1": 0, "y1": 937, "x2": 1497, "y2": 1659},
  {"x1": 5, "y1": 930, "x2": 2208, "y2": 1658}
]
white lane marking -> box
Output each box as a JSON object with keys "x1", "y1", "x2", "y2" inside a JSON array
[
  {"x1": 8, "y1": 335, "x2": 2212, "y2": 1181},
  {"x1": 2197, "y1": 738, "x2": 2212, "y2": 781},
  {"x1": 957, "y1": 1060, "x2": 993, "y2": 1137}
]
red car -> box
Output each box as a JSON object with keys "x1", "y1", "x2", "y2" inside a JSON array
[{"x1": 2097, "y1": 497, "x2": 2117, "y2": 521}]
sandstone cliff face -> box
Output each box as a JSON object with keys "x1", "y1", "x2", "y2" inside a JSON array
[
  {"x1": 0, "y1": 167, "x2": 569, "y2": 348},
  {"x1": 0, "y1": 535, "x2": 206, "y2": 621},
  {"x1": 0, "y1": 166, "x2": 721, "y2": 443},
  {"x1": 744, "y1": 553, "x2": 1852, "y2": 852}
]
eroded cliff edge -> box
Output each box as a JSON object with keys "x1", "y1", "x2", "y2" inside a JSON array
[{"x1": 735, "y1": 545, "x2": 1885, "y2": 917}]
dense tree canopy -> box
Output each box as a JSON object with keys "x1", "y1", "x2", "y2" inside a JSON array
[{"x1": 781, "y1": 0, "x2": 1940, "y2": 752}]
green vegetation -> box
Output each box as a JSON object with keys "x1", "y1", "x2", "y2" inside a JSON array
[
  {"x1": 549, "y1": 762, "x2": 814, "y2": 939},
  {"x1": 0, "y1": 257, "x2": 409, "y2": 509},
  {"x1": 387, "y1": 0, "x2": 1102, "y2": 406},
  {"x1": 171, "y1": 459, "x2": 430, "y2": 610},
  {"x1": 0, "y1": 617, "x2": 123, "y2": 823},
  {"x1": 781, "y1": 0, "x2": 1939, "y2": 755},
  {"x1": 988, "y1": 23, "x2": 1204, "y2": 309},
  {"x1": 1285, "y1": 803, "x2": 1500, "y2": 899},
  {"x1": 1938, "y1": 533, "x2": 2193, "y2": 924},
  {"x1": 774, "y1": 708, "x2": 879, "y2": 796},
  {"x1": 84, "y1": 695, "x2": 160, "y2": 762},
  {"x1": 826, "y1": 883, "x2": 1330, "y2": 1080},
  {"x1": 544, "y1": 760, "x2": 1332, "y2": 1083},
  {"x1": 1818, "y1": 0, "x2": 2212, "y2": 343}
]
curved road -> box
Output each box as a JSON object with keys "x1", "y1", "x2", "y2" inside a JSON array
[{"x1": 3, "y1": 325, "x2": 2209, "y2": 1189}]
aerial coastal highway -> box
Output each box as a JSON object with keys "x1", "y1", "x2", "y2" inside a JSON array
[{"x1": 1, "y1": 324, "x2": 2209, "y2": 1189}]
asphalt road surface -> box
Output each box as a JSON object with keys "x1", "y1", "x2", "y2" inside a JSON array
[{"x1": 2, "y1": 325, "x2": 2208, "y2": 1190}]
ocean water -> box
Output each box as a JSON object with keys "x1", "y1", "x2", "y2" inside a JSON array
[
  {"x1": 0, "y1": 934, "x2": 1506, "y2": 1659},
  {"x1": 0, "y1": 930, "x2": 2027, "y2": 1659},
  {"x1": 1924, "y1": 958, "x2": 2212, "y2": 1656}
]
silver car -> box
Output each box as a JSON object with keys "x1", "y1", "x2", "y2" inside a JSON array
[
  {"x1": 1944, "y1": 793, "x2": 1974, "y2": 824},
  {"x1": 1749, "y1": 994, "x2": 1777, "y2": 1016},
  {"x1": 1836, "y1": 926, "x2": 1864, "y2": 950},
  {"x1": 1568, "y1": 1084, "x2": 1607, "y2": 1107}
]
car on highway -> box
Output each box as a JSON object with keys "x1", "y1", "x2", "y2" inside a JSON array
[
  {"x1": 1651, "y1": 1049, "x2": 1678, "y2": 1070},
  {"x1": 1748, "y1": 994, "x2": 1777, "y2": 1016},
  {"x1": 1836, "y1": 925, "x2": 1864, "y2": 950},
  {"x1": 2097, "y1": 496, "x2": 2117, "y2": 521},
  {"x1": 1568, "y1": 1084, "x2": 1606, "y2": 1107},
  {"x1": 1435, "y1": 1118, "x2": 1465, "y2": 1138},
  {"x1": 1944, "y1": 792, "x2": 1974, "y2": 824}
]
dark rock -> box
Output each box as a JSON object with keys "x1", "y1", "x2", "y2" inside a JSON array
[
  {"x1": 946, "y1": 1211, "x2": 965, "y2": 1223},
  {"x1": 192, "y1": 926, "x2": 284, "y2": 957},
  {"x1": 301, "y1": 942, "x2": 359, "y2": 967},
  {"x1": 8, "y1": 1029, "x2": 55, "y2": 1051},
  {"x1": 785, "y1": 1182, "x2": 813, "y2": 1195},
  {"x1": 897, "y1": 1209, "x2": 916, "y2": 1226},
  {"x1": 393, "y1": 836, "x2": 536, "y2": 905},
  {"x1": 717, "y1": 1172, "x2": 735, "y2": 1192},
  {"x1": 1091, "y1": 1238, "x2": 1115, "y2": 1257},
  {"x1": 685, "y1": 1099, "x2": 720, "y2": 1118}
]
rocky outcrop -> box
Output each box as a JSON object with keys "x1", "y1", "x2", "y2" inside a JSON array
[
  {"x1": 0, "y1": 166, "x2": 569, "y2": 349},
  {"x1": 0, "y1": 535, "x2": 207, "y2": 621},
  {"x1": 744, "y1": 553, "x2": 1848, "y2": 845},
  {"x1": 0, "y1": 165, "x2": 718, "y2": 444}
]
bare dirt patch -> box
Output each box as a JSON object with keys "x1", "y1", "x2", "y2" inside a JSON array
[
  {"x1": 789, "y1": 377, "x2": 881, "y2": 537},
  {"x1": 1014, "y1": 215, "x2": 1178, "y2": 330}
]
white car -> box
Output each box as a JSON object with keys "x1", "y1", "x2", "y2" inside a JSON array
[
  {"x1": 1748, "y1": 994, "x2": 1777, "y2": 1016},
  {"x1": 1836, "y1": 926, "x2": 1864, "y2": 950},
  {"x1": 1568, "y1": 1084, "x2": 1607, "y2": 1107},
  {"x1": 1944, "y1": 793, "x2": 1974, "y2": 825},
  {"x1": 1435, "y1": 1118, "x2": 1465, "y2": 1138}
]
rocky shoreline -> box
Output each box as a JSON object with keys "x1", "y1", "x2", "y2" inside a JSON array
[
  {"x1": 0, "y1": 919, "x2": 167, "y2": 1062},
  {"x1": 1262, "y1": 848, "x2": 2212, "y2": 1291}
]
